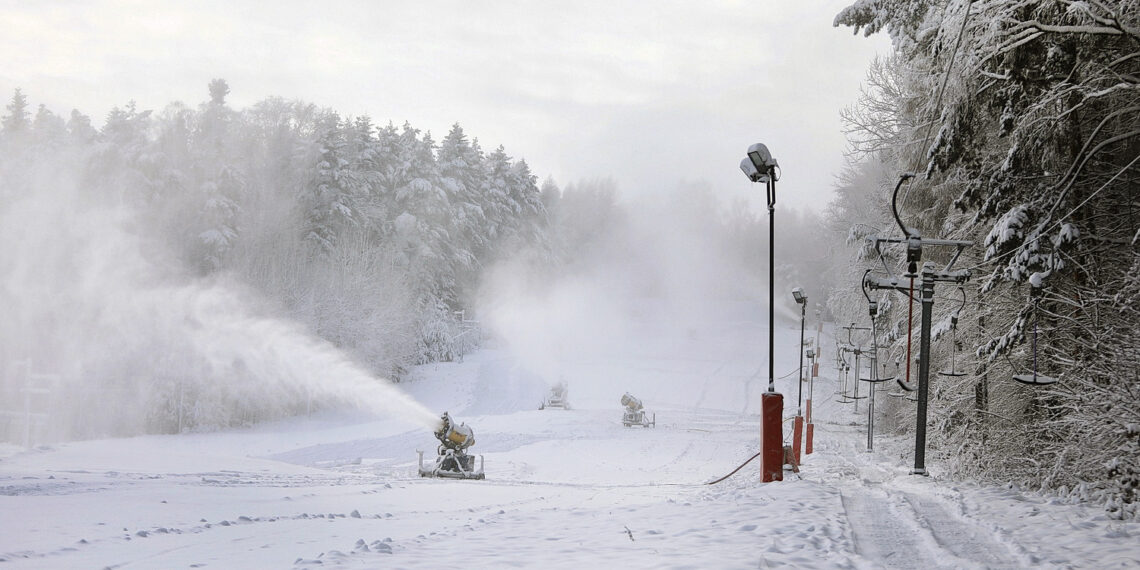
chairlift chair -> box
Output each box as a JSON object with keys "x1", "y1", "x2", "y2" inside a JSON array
[
  {"x1": 895, "y1": 358, "x2": 917, "y2": 392},
  {"x1": 1012, "y1": 284, "x2": 1058, "y2": 386},
  {"x1": 860, "y1": 270, "x2": 896, "y2": 387},
  {"x1": 836, "y1": 357, "x2": 857, "y2": 403},
  {"x1": 938, "y1": 286, "x2": 968, "y2": 378}
]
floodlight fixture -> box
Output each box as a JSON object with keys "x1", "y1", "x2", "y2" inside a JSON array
[
  {"x1": 747, "y1": 142, "x2": 778, "y2": 172},
  {"x1": 806, "y1": 348, "x2": 815, "y2": 359},
  {"x1": 792, "y1": 287, "x2": 806, "y2": 305},
  {"x1": 740, "y1": 157, "x2": 768, "y2": 183}
]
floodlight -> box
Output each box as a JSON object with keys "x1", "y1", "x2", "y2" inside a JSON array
[
  {"x1": 806, "y1": 348, "x2": 815, "y2": 359},
  {"x1": 792, "y1": 287, "x2": 806, "y2": 305},
  {"x1": 747, "y1": 143, "x2": 778, "y2": 172},
  {"x1": 740, "y1": 157, "x2": 768, "y2": 183}
]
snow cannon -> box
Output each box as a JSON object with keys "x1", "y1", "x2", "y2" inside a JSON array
[
  {"x1": 541, "y1": 381, "x2": 570, "y2": 410},
  {"x1": 417, "y1": 412, "x2": 485, "y2": 480},
  {"x1": 620, "y1": 392, "x2": 655, "y2": 428}
]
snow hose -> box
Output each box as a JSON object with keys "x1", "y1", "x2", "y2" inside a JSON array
[{"x1": 706, "y1": 450, "x2": 763, "y2": 485}]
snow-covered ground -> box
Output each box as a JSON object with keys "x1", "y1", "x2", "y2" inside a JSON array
[{"x1": 2, "y1": 317, "x2": 1137, "y2": 568}]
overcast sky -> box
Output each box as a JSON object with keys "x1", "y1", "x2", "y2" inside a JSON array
[{"x1": 1, "y1": 0, "x2": 889, "y2": 213}]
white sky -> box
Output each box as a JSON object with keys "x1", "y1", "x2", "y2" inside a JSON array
[{"x1": 1, "y1": 0, "x2": 890, "y2": 212}]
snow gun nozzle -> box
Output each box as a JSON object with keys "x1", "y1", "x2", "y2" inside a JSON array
[{"x1": 433, "y1": 411, "x2": 476, "y2": 451}]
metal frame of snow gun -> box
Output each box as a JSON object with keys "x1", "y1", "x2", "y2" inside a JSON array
[
  {"x1": 622, "y1": 409, "x2": 656, "y2": 428},
  {"x1": 620, "y1": 392, "x2": 655, "y2": 427},
  {"x1": 540, "y1": 381, "x2": 571, "y2": 410},
  {"x1": 417, "y1": 449, "x2": 485, "y2": 480}
]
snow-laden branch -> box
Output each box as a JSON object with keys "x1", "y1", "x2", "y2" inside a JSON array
[{"x1": 1013, "y1": 20, "x2": 1140, "y2": 40}]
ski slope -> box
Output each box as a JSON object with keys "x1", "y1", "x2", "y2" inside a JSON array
[{"x1": 2, "y1": 319, "x2": 1137, "y2": 568}]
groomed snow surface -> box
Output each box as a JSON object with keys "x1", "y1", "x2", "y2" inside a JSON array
[{"x1": 2, "y1": 319, "x2": 1137, "y2": 569}]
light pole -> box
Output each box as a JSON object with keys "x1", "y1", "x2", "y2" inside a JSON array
[
  {"x1": 740, "y1": 142, "x2": 783, "y2": 482},
  {"x1": 792, "y1": 287, "x2": 807, "y2": 465},
  {"x1": 807, "y1": 305, "x2": 821, "y2": 455},
  {"x1": 805, "y1": 347, "x2": 816, "y2": 454}
]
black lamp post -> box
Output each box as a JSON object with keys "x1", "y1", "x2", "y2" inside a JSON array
[
  {"x1": 792, "y1": 287, "x2": 807, "y2": 464},
  {"x1": 740, "y1": 142, "x2": 783, "y2": 482},
  {"x1": 792, "y1": 287, "x2": 807, "y2": 410},
  {"x1": 740, "y1": 143, "x2": 779, "y2": 393}
]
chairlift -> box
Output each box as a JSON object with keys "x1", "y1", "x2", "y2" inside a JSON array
[
  {"x1": 836, "y1": 359, "x2": 856, "y2": 403},
  {"x1": 888, "y1": 387, "x2": 917, "y2": 402},
  {"x1": 893, "y1": 176, "x2": 921, "y2": 395},
  {"x1": 851, "y1": 348, "x2": 868, "y2": 407},
  {"x1": 896, "y1": 354, "x2": 917, "y2": 392},
  {"x1": 836, "y1": 355, "x2": 864, "y2": 403},
  {"x1": 884, "y1": 360, "x2": 906, "y2": 397},
  {"x1": 840, "y1": 349, "x2": 869, "y2": 402},
  {"x1": 878, "y1": 361, "x2": 897, "y2": 384},
  {"x1": 1012, "y1": 284, "x2": 1058, "y2": 386},
  {"x1": 860, "y1": 375, "x2": 894, "y2": 384},
  {"x1": 860, "y1": 270, "x2": 896, "y2": 386},
  {"x1": 833, "y1": 352, "x2": 847, "y2": 395},
  {"x1": 938, "y1": 286, "x2": 968, "y2": 377}
]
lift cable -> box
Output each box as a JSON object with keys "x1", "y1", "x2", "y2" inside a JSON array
[{"x1": 956, "y1": 152, "x2": 1140, "y2": 276}]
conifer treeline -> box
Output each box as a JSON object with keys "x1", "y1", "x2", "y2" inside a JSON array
[{"x1": 0, "y1": 80, "x2": 548, "y2": 380}]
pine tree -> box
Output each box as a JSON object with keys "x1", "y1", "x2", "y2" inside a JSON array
[
  {"x1": 437, "y1": 123, "x2": 487, "y2": 287},
  {"x1": 192, "y1": 80, "x2": 245, "y2": 272},
  {"x1": 1, "y1": 88, "x2": 30, "y2": 136}
]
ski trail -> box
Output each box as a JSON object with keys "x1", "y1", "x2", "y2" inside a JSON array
[
  {"x1": 823, "y1": 421, "x2": 1021, "y2": 569},
  {"x1": 902, "y1": 493, "x2": 1023, "y2": 568},
  {"x1": 840, "y1": 487, "x2": 949, "y2": 569}
]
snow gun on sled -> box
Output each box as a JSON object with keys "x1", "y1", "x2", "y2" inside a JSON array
[
  {"x1": 620, "y1": 392, "x2": 655, "y2": 428},
  {"x1": 418, "y1": 412, "x2": 485, "y2": 480},
  {"x1": 540, "y1": 381, "x2": 570, "y2": 410}
]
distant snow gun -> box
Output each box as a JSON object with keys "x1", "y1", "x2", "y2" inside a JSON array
[
  {"x1": 417, "y1": 412, "x2": 485, "y2": 480},
  {"x1": 540, "y1": 381, "x2": 570, "y2": 410},
  {"x1": 620, "y1": 392, "x2": 655, "y2": 428}
]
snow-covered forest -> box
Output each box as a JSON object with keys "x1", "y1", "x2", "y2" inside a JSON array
[
  {"x1": 0, "y1": 80, "x2": 835, "y2": 442},
  {"x1": 2, "y1": 9, "x2": 1136, "y2": 565},
  {"x1": 825, "y1": 0, "x2": 1139, "y2": 518}
]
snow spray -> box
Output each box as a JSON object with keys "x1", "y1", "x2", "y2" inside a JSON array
[{"x1": 0, "y1": 157, "x2": 439, "y2": 441}]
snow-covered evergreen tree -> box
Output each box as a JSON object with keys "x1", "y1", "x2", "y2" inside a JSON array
[{"x1": 835, "y1": 0, "x2": 1140, "y2": 517}]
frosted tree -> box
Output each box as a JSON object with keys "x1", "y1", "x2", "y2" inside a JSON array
[
  {"x1": 0, "y1": 84, "x2": 555, "y2": 436},
  {"x1": 30, "y1": 105, "x2": 67, "y2": 150},
  {"x1": 1, "y1": 88, "x2": 30, "y2": 136},
  {"x1": 437, "y1": 123, "x2": 487, "y2": 299},
  {"x1": 836, "y1": 0, "x2": 1140, "y2": 516},
  {"x1": 89, "y1": 101, "x2": 157, "y2": 205},
  {"x1": 297, "y1": 111, "x2": 365, "y2": 255},
  {"x1": 187, "y1": 81, "x2": 245, "y2": 272},
  {"x1": 66, "y1": 109, "x2": 98, "y2": 145}
]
